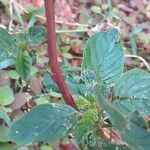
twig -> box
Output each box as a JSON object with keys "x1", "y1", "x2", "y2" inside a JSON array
[
  {"x1": 55, "y1": 20, "x2": 89, "y2": 27},
  {"x1": 32, "y1": 92, "x2": 62, "y2": 99},
  {"x1": 9, "y1": 29, "x2": 90, "y2": 35},
  {"x1": 44, "y1": 0, "x2": 78, "y2": 110},
  {"x1": 56, "y1": 29, "x2": 90, "y2": 33},
  {"x1": 33, "y1": 15, "x2": 90, "y2": 27},
  {"x1": 125, "y1": 54, "x2": 150, "y2": 71}
]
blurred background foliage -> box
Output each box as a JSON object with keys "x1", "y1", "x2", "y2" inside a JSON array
[
  {"x1": 0, "y1": 0, "x2": 149, "y2": 69},
  {"x1": 0, "y1": 0, "x2": 149, "y2": 149}
]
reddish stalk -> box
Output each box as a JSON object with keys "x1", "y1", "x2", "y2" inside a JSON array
[
  {"x1": 44, "y1": 0, "x2": 78, "y2": 110},
  {"x1": 60, "y1": 142, "x2": 79, "y2": 150}
]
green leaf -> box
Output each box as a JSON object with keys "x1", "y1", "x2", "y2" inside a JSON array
[
  {"x1": 0, "y1": 28, "x2": 18, "y2": 65},
  {"x1": 28, "y1": 26, "x2": 47, "y2": 46},
  {"x1": 0, "y1": 87, "x2": 14, "y2": 106},
  {"x1": 95, "y1": 84, "x2": 125, "y2": 131},
  {"x1": 0, "y1": 143, "x2": 11, "y2": 150},
  {"x1": 16, "y1": 44, "x2": 32, "y2": 81},
  {"x1": 43, "y1": 74, "x2": 59, "y2": 92},
  {"x1": 30, "y1": 66, "x2": 38, "y2": 75},
  {"x1": 130, "y1": 22, "x2": 149, "y2": 55},
  {"x1": 43, "y1": 74, "x2": 91, "y2": 98},
  {"x1": 15, "y1": 33, "x2": 28, "y2": 46},
  {"x1": 130, "y1": 35, "x2": 137, "y2": 55},
  {"x1": 86, "y1": 132, "x2": 97, "y2": 148},
  {"x1": 95, "y1": 85, "x2": 150, "y2": 150},
  {"x1": 0, "y1": 126, "x2": 10, "y2": 142},
  {"x1": 0, "y1": 107, "x2": 12, "y2": 127},
  {"x1": 113, "y1": 69, "x2": 150, "y2": 116},
  {"x1": 131, "y1": 23, "x2": 149, "y2": 36},
  {"x1": 81, "y1": 70, "x2": 109, "y2": 98},
  {"x1": 29, "y1": 50, "x2": 37, "y2": 64},
  {"x1": 75, "y1": 109, "x2": 98, "y2": 144},
  {"x1": 101, "y1": 143, "x2": 130, "y2": 150},
  {"x1": 35, "y1": 97, "x2": 49, "y2": 105},
  {"x1": 122, "y1": 111, "x2": 150, "y2": 150},
  {"x1": 75, "y1": 122, "x2": 91, "y2": 145},
  {"x1": 75, "y1": 97, "x2": 91, "y2": 109},
  {"x1": 8, "y1": 70, "x2": 20, "y2": 80},
  {"x1": 81, "y1": 109, "x2": 98, "y2": 124},
  {"x1": 9, "y1": 104, "x2": 79, "y2": 144},
  {"x1": 27, "y1": 8, "x2": 44, "y2": 28},
  {"x1": 0, "y1": 0, "x2": 9, "y2": 5},
  {"x1": 82, "y1": 28, "x2": 124, "y2": 84},
  {"x1": 41, "y1": 145, "x2": 53, "y2": 150},
  {"x1": 0, "y1": 58, "x2": 16, "y2": 70}
]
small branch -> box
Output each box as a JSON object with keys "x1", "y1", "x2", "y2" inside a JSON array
[
  {"x1": 56, "y1": 29, "x2": 90, "y2": 33},
  {"x1": 125, "y1": 54, "x2": 150, "y2": 71},
  {"x1": 55, "y1": 20, "x2": 89, "y2": 27},
  {"x1": 44, "y1": 0, "x2": 78, "y2": 110}
]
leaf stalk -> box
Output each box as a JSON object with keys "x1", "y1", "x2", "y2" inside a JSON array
[{"x1": 44, "y1": 0, "x2": 78, "y2": 110}]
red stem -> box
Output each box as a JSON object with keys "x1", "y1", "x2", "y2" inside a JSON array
[
  {"x1": 44, "y1": 0, "x2": 78, "y2": 110},
  {"x1": 60, "y1": 142, "x2": 79, "y2": 150}
]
